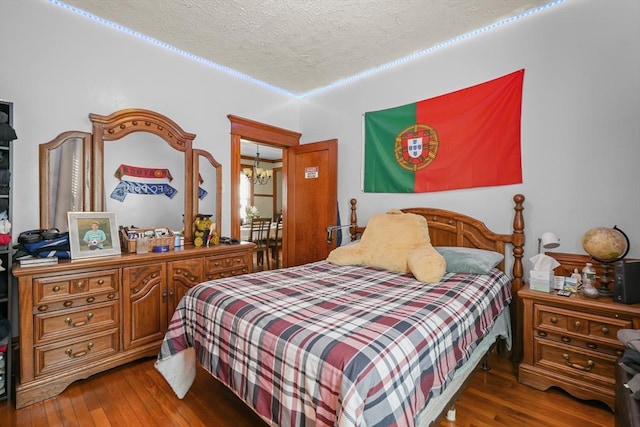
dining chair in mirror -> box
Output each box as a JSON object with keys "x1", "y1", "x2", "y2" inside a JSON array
[
  {"x1": 194, "y1": 148, "x2": 222, "y2": 238},
  {"x1": 39, "y1": 131, "x2": 92, "y2": 231},
  {"x1": 249, "y1": 217, "x2": 272, "y2": 271}
]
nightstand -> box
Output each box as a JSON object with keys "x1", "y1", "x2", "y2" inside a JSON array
[{"x1": 519, "y1": 284, "x2": 640, "y2": 411}]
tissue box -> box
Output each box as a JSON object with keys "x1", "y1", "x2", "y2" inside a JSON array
[{"x1": 530, "y1": 270, "x2": 554, "y2": 292}]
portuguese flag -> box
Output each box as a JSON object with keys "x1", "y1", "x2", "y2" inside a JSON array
[{"x1": 364, "y1": 69, "x2": 524, "y2": 193}]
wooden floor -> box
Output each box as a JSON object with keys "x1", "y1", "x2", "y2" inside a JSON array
[{"x1": 0, "y1": 351, "x2": 614, "y2": 427}]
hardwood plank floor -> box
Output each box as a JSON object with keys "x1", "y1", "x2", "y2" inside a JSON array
[{"x1": 0, "y1": 351, "x2": 614, "y2": 426}]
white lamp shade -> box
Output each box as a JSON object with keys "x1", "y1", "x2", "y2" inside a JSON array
[{"x1": 540, "y1": 232, "x2": 560, "y2": 250}]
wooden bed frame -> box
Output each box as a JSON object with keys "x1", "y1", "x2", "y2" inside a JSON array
[
  {"x1": 347, "y1": 194, "x2": 526, "y2": 361},
  {"x1": 346, "y1": 194, "x2": 525, "y2": 425}
]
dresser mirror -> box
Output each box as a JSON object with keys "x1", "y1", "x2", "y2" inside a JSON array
[
  {"x1": 101, "y1": 132, "x2": 186, "y2": 233},
  {"x1": 194, "y1": 148, "x2": 222, "y2": 234},
  {"x1": 39, "y1": 108, "x2": 221, "y2": 244},
  {"x1": 39, "y1": 131, "x2": 92, "y2": 232}
]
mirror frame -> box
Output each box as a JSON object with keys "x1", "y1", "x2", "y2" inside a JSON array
[
  {"x1": 90, "y1": 109, "x2": 196, "y2": 243},
  {"x1": 39, "y1": 131, "x2": 93, "y2": 230},
  {"x1": 193, "y1": 148, "x2": 222, "y2": 236},
  {"x1": 40, "y1": 108, "x2": 222, "y2": 245}
]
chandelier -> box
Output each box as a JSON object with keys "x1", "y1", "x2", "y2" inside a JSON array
[{"x1": 242, "y1": 145, "x2": 273, "y2": 185}]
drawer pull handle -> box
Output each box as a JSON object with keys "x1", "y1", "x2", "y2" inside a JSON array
[
  {"x1": 53, "y1": 286, "x2": 60, "y2": 292},
  {"x1": 550, "y1": 317, "x2": 557, "y2": 324},
  {"x1": 587, "y1": 342, "x2": 597, "y2": 349},
  {"x1": 38, "y1": 305, "x2": 48, "y2": 312},
  {"x1": 176, "y1": 269, "x2": 182, "y2": 274},
  {"x1": 574, "y1": 321, "x2": 581, "y2": 329},
  {"x1": 75, "y1": 281, "x2": 85, "y2": 290},
  {"x1": 97, "y1": 279, "x2": 104, "y2": 285},
  {"x1": 207, "y1": 275, "x2": 213, "y2": 280},
  {"x1": 63, "y1": 300, "x2": 73, "y2": 307},
  {"x1": 601, "y1": 327, "x2": 609, "y2": 334},
  {"x1": 151, "y1": 272, "x2": 158, "y2": 278},
  {"x1": 537, "y1": 331, "x2": 547, "y2": 337},
  {"x1": 562, "y1": 353, "x2": 594, "y2": 371},
  {"x1": 617, "y1": 350, "x2": 624, "y2": 357},
  {"x1": 65, "y1": 342, "x2": 94, "y2": 358},
  {"x1": 86, "y1": 296, "x2": 95, "y2": 303},
  {"x1": 64, "y1": 312, "x2": 93, "y2": 327},
  {"x1": 107, "y1": 293, "x2": 116, "y2": 300},
  {"x1": 214, "y1": 262, "x2": 220, "y2": 266},
  {"x1": 561, "y1": 336, "x2": 570, "y2": 343}
]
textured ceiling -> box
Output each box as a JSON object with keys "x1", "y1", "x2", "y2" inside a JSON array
[{"x1": 58, "y1": 0, "x2": 555, "y2": 96}]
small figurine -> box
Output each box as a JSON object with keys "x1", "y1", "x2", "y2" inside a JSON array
[
  {"x1": 571, "y1": 268, "x2": 583, "y2": 290},
  {"x1": 193, "y1": 213, "x2": 213, "y2": 247}
]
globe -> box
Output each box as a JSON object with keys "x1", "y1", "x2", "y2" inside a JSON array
[{"x1": 581, "y1": 226, "x2": 629, "y2": 262}]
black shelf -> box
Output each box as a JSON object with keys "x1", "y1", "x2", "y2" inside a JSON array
[{"x1": 0, "y1": 99, "x2": 14, "y2": 403}]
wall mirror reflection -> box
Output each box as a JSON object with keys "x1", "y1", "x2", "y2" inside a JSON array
[{"x1": 103, "y1": 132, "x2": 185, "y2": 232}]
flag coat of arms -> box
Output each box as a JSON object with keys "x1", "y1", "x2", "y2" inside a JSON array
[{"x1": 364, "y1": 69, "x2": 524, "y2": 193}]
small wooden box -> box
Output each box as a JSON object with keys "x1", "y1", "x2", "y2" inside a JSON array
[{"x1": 120, "y1": 227, "x2": 175, "y2": 253}]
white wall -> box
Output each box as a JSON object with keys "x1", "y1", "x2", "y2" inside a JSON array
[
  {"x1": 299, "y1": 0, "x2": 640, "y2": 270},
  {"x1": 1, "y1": 0, "x2": 639, "y2": 274},
  {"x1": 0, "y1": 0, "x2": 299, "y2": 237}
]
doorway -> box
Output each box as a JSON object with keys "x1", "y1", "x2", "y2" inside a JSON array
[{"x1": 228, "y1": 115, "x2": 301, "y2": 268}]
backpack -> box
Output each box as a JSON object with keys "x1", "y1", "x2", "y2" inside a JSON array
[{"x1": 15, "y1": 229, "x2": 71, "y2": 259}]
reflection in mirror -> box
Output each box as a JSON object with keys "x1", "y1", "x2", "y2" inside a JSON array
[
  {"x1": 104, "y1": 132, "x2": 185, "y2": 232},
  {"x1": 194, "y1": 149, "x2": 222, "y2": 236},
  {"x1": 39, "y1": 131, "x2": 92, "y2": 231}
]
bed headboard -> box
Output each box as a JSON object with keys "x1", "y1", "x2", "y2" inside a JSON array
[
  {"x1": 348, "y1": 194, "x2": 526, "y2": 359},
  {"x1": 348, "y1": 194, "x2": 524, "y2": 278}
]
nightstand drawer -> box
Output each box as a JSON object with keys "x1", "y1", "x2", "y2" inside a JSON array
[
  {"x1": 34, "y1": 328, "x2": 120, "y2": 377},
  {"x1": 535, "y1": 329, "x2": 625, "y2": 358},
  {"x1": 534, "y1": 337, "x2": 616, "y2": 385},
  {"x1": 535, "y1": 304, "x2": 632, "y2": 345},
  {"x1": 35, "y1": 301, "x2": 119, "y2": 344}
]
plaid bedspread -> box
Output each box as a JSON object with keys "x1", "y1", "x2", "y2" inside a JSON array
[{"x1": 157, "y1": 261, "x2": 512, "y2": 427}]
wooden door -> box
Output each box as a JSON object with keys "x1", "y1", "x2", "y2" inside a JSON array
[{"x1": 285, "y1": 140, "x2": 338, "y2": 267}]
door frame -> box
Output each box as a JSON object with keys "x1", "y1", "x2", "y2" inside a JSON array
[{"x1": 228, "y1": 115, "x2": 301, "y2": 266}]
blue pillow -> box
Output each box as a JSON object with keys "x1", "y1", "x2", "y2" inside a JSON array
[{"x1": 435, "y1": 246, "x2": 504, "y2": 274}]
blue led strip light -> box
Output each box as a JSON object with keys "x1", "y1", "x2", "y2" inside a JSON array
[{"x1": 50, "y1": 0, "x2": 565, "y2": 99}]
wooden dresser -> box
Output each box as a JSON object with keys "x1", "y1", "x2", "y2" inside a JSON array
[
  {"x1": 12, "y1": 243, "x2": 254, "y2": 408},
  {"x1": 519, "y1": 284, "x2": 640, "y2": 410}
]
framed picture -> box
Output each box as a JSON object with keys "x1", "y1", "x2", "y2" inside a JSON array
[{"x1": 68, "y1": 212, "x2": 121, "y2": 259}]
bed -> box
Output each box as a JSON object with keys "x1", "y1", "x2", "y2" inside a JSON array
[{"x1": 156, "y1": 194, "x2": 525, "y2": 426}]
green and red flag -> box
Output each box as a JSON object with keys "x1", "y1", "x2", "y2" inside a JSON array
[{"x1": 363, "y1": 69, "x2": 524, "y2": 193}]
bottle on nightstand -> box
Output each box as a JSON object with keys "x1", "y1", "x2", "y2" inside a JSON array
[{"x1": 582, "y1": 263, "x2": 599, "y2": 298}]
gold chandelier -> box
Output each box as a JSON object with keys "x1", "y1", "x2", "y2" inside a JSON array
[{"x1": 242, "y1": 145, "x2": 273, "y2": 185}]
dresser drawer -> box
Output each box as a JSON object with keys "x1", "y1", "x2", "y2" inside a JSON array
[
  {"x1": 34, "y1": 328, "x2": 120, "y2": 377},
  {"x1": 33, "y1": 291, "x2": 119, "y2": 314},
  {"x1": 204, "y1": 253, "x2": 249, "y2": 279},
  {"x1": 34, "y1": 270, "x2": 119, "y2": 305},
  {"x1": 535, "y1": 304, "x2": 632, "y2": 345},
  {"x1": 533, "y1": 337, "x2": 617, "y2": 386},
  {"x1": 35, "y1": 301, "x2": 119, "y2": 344}
]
